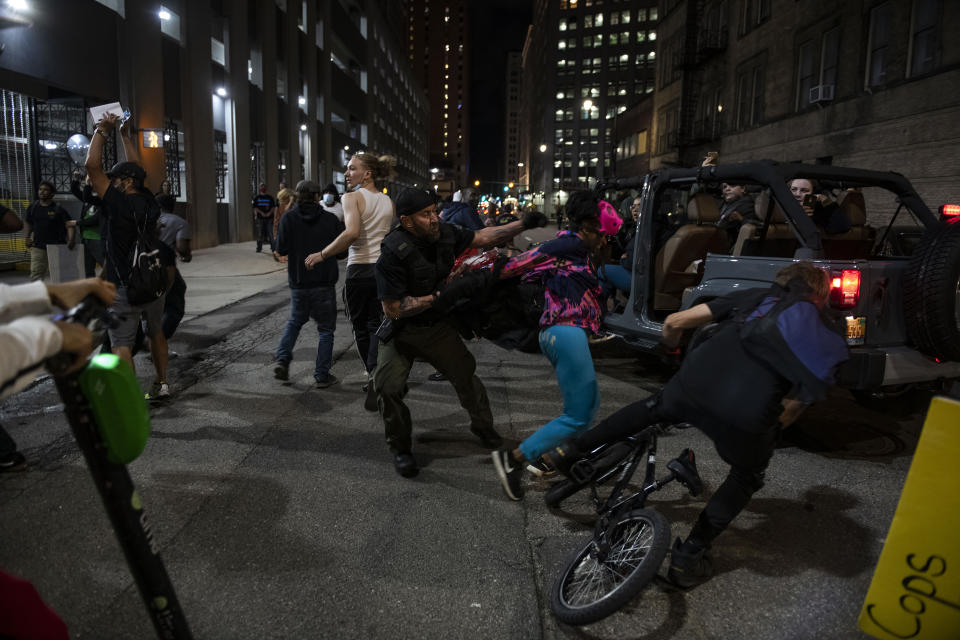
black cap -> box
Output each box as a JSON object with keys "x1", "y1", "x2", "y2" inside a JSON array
[
  {"x1": 322, "y1": 183, "x2": 338, "y2": 195},
  {"x1": 395, "y1": 187, "x2": 436, "y2": 218},
  {"x1": 295, "y1": 179, "x2": 322, "y2": 194},
  {"x1": 106, "y1": 161, "x2": 146, "y2": 182}
]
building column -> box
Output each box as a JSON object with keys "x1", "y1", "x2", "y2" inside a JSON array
[
  {"x1": 304, "y1": 0, "x2": 319, "y2": 182},
  {"x1": 227, "y1": 0, "x2": 252, "y2": 242},
  {"x1": 320, "y1": 3, "x2": 333, "y2": 185},
  {"x1": 283, "y1": 3, "x2": 302, "y2": 187},
  {"x1": 180, "y1": 1, "x2": 217, "y2": 247},
  {"x1": 258, "y1": 1, "x2": 280, "y2": 193},
  {"x1": 117, "y1": 0, "x2": 165, "y2": 193}
]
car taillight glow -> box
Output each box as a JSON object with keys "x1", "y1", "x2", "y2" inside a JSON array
[
  {"x1": 941, "y1": 204, "x2": 960, "y2": 217},
  {"x1": 830, "y1": 269, "x2": 860, "y2": 308}
]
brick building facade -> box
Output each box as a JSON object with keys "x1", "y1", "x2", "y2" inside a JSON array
[{"x1": 649, "y1": 0, "x2": 960, "y2": 216}]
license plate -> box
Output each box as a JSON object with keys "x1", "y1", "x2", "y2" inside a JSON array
[{"x1": 845, "y1": 316, "x2": 866, "y2": 345}]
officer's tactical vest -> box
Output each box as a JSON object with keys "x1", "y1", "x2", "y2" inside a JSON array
[{"x1": 381, "y1": 226, "x2": 459, "y2": 297}]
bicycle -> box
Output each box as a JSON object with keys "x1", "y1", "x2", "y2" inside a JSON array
[
  {"x1": 47, "y1": 296, "x2": 193, "y2": 639},
  {"x1": 545, "y1": 422, "x2": 704, "y2": 626}
]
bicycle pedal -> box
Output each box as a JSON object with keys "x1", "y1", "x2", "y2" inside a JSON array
[
  {"x1": 667, "y1": 448, "x2": 703, "y2": 497},
  {"x1": 568, "y1": 459, "x2": 596, "y2": 485}
]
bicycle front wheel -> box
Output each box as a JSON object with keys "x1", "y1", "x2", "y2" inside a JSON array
[{"x1": 551, "y1": 508, "x2": 670, "y2": 626}]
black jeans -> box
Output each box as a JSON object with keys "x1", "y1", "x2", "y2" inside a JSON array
[
  {"x1": 344, "y1": 264, "x2": 382, "y2": 374},
  {"x1": 577, "y1": 379, "x2": 776, "y2": 548},
  {"x1": 256, "y1": 216, "x2": 274, "y2": 251},
  {"x1": 82, "y1": 237, "x2": 103, "y2": 277},
  {"x1": 163, "y1": 270, "x2": 187, "y2": 340},
  {"x1": 0, "y1": 423, "x2": 17, "y2": 461}
]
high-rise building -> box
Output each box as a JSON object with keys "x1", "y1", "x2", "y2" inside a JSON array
[
  {"x1": 503, "y1": 51, "x2": 522, "y2": 190},
  {"x1": 520, "y1": 0, "x2": 659, "y2": 216},
  {"x1": 404, "y1": 0, "x2": 471, "y2": 192}
]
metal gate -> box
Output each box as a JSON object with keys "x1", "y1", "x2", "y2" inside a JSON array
[{"x1": 0, "y1": 89, "x2": 33, "y2": 266}]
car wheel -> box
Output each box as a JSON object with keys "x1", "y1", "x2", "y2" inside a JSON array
[{"x1": 903, "y1": 217, "x2": 960, "y2": 362}]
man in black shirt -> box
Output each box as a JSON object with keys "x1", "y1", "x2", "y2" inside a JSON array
[
  {"x1": 374, "y1": 187, "x2": 546, "y2": 478},
  {"x1": 551, "y1": 262, "x2": 844, "y2": 588},
  {"x1": 85, "y1": 112, "x2": 170, "y2": 400},
  {"x1": 252, "y1": 184, "x2": 277, "y2": 254},
  {"x1": 23, "y1": 181, "x2": 76, "y2": 281}
]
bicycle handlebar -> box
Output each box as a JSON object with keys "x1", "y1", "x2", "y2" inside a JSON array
[{"x1": 46, "y1": 295, "x2": 120, "y2": 377}]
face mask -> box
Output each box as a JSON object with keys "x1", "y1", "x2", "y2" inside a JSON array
[{"x1": 322, "y1": 193, "x2": 335, "y2": 206}]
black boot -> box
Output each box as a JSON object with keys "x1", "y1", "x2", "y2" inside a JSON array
[{"x1": 667, "y1": 537, "x2": 713, "y2": 589}]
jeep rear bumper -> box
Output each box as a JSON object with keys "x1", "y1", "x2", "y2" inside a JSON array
[{"x1": 837, "y1": 346, "x2": 960, "y2": 389}]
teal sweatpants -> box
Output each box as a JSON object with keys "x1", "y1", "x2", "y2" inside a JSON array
[{"x1": 518, "y1": 325, "x2": 599, "y2": 461}]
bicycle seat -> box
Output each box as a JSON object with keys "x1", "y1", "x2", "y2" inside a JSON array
[{"x1": 667, "y1": 448, "x2": 703, "y2": 496}]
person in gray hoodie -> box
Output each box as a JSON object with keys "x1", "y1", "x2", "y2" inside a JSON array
[{"x1": 272, "y1": 180, "x2": 346, "y2": 388}]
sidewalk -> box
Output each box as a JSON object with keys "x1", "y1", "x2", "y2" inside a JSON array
[
  {"x1": 0, "y1": 240, "x2": 289, "y2": 321},
  {"x1": 176, "y1": 241, "x2": 288, "y2": 321}
]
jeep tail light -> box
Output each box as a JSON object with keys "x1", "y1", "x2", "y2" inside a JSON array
[
  {"x1": 941, "y1": 204, "x2": 960, "y2": 218},
  {"x1": 830, "y1": 269, "x2": 860, "y2": 308}
]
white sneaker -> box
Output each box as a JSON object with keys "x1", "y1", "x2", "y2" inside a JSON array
[{"x1": 146, "y1": 381, "x2": 170, "y2": 401}]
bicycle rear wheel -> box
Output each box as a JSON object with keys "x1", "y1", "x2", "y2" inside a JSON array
[{"x1": 551, "y1": 508, "x2": 670, "y2": 626}]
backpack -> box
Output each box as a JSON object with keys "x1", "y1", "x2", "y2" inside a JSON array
[
  {"x1": 738, "y1": 278, "x2": 849, "y2": 404},
  {"x1": 124, "y1": 193, "x2": 168, "y2": 306}
]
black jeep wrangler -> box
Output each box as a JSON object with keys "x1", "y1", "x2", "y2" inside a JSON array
[{"x1": 602, "y1": 161, "x2": 960, "y2": 401}]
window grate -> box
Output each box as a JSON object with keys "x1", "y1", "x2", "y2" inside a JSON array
[
  {"x1": 163, "y1": 119, "x2": 182, "y2": 198},
  {"x1": 0, "y1": 89, "x2": 33, "y2": 265},
  {"x1": 214, "y1": 131, "x2": 227, "y2": 201}
]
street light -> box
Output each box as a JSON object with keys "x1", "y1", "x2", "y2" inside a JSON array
[
  {"x1": 474, "y1": 179, "x2": 480, "y2": 187},
  {"x1": 539, "y1": 144, "x2": 547, "y2": 153}
]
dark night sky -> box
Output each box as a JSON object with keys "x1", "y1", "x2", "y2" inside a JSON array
[{"x1": 468, "y1": 0, "x2": 532, "y2": 185}]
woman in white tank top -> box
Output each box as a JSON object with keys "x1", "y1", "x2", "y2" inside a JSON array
[{"x1": 304, "y1": 153, "x2": 396, "y2": 411}]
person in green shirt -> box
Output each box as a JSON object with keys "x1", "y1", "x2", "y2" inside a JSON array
[{"x1": 70, "y1": 171, "x2": 103, "y2": 277}]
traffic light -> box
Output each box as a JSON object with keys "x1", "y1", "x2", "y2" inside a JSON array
[
  {"x1": 474, "y1": 179, "x2": 480, "y2": 187},
  {"x1": 508, "y1": 182, "x2": 515, "y2": 188}
]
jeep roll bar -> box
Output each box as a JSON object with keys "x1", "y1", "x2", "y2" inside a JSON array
[{"x1": 600, "y1": 160, "x2": 940, "y2": 256}]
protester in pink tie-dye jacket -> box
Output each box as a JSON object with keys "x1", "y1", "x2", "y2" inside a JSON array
[{"x1": 492, "y1": 191, "x2": 621, "y2": 501}]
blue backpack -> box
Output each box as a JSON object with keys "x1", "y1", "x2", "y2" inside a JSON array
[{"x1": 739, "y1": 278, "x2": 850, "y2": 404}]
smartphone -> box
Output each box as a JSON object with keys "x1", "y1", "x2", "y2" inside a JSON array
[{"x1": 802, "y1": 193, "x2": 817, "y2": 207}]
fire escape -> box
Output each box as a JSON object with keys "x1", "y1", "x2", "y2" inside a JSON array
[{"x1": 677, "y1": 0, "x2": 729, "y2": 163}]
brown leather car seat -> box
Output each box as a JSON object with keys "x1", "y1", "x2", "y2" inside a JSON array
[
  {"x1": 822, "y1": 189, "x2": 876, "y2": 259},
  {"x1": 653, "y1": 192, "x2": 728, "y2": 310},
  {"x1": 732, "y1": 189, "x2": 800, "y2": 257}
]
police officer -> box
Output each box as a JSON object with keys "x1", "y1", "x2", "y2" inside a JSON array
[{"x1": 373, "y1": 187, "x2": 546, "y2": 478}]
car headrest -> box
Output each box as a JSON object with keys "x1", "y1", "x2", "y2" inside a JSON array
[
  {"x1": 687, "y1": 192, "x2": 721, "y2": 224},
  {"x1": 839, "y1": 190, "x2": 866, "y2": 226}
]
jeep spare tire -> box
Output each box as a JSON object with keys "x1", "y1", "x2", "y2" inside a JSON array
[{"x1": 903, "y1": 217, "x2": 960, "y2": 362}]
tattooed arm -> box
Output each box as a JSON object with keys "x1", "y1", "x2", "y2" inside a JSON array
[
  {"x1": 381, "y1": 294, "x2": 437, "y2": 321},
  {"x1": 469, "y1": 219, "x2": 526, "y2": 249}
]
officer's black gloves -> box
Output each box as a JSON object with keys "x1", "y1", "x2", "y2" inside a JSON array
[
  {"x1": 434, "y1": 271, "x2": 492, "y2": 313},
  {"x1": 521, "y1": 210, "x2": 548, "y2": 230}
]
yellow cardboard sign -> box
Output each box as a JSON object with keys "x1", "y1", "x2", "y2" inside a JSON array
[{"x1": 859, "y1": 396, "x2": 960, "y2": 639}]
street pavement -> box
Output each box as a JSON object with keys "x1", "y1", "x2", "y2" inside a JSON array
[{"x1": 0, "y1": 240, "x2": 929, "y2": 639}]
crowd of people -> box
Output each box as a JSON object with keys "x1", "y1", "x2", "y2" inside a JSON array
[{"x1": 1, "y1": 120, "x2": 854, "y2": 603}]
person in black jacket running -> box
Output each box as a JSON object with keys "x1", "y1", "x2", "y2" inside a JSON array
[{"x1": 272, "y1": 180, "x2": 346, "y2": 388}]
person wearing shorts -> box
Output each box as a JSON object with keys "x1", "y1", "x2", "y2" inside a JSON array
[{"x1": 85, "y1": 112, "x2": 170, "y2": 400}]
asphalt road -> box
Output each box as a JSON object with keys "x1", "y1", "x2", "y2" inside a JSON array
[{"x1": 0, "y1": 284, "x2": 929, "y2": 639}]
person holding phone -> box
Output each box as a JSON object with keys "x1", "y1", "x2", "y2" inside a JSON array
[{"x1": 789, "y1": 178, "x2": 851, "y2": 234}]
